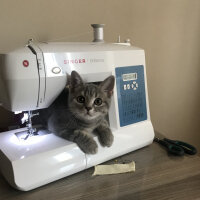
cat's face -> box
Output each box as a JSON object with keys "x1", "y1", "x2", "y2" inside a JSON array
[{"x1": 68, "y1": 71, "x2": 115, "y2": 121}]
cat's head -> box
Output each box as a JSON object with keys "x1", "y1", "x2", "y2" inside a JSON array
[{"x1": 68, "y1": 71, "x2": 115, "y2": 121}]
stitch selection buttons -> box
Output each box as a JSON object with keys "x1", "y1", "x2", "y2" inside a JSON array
[{"x1": 132, "y1": 81, "x2": 138, "y2": 90}]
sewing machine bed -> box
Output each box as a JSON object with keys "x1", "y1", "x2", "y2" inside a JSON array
[{"x1": 0, "y1": 120, "x2": 153, "y2": 191}]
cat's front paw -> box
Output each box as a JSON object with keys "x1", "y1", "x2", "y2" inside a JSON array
[
  {"x1": 75, "y1": 134, "x2": 98, "y2": 154},
  {"x1": 98, "y1": 129, "x2": 114, "y2": 147},
  {"x1": 79, "y1": 139, "x2": 98, "y2": 154}
]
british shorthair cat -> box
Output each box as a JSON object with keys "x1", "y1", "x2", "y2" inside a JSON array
[{"x1": 38, "y1": 71, "x2": 115, "y2": 154}]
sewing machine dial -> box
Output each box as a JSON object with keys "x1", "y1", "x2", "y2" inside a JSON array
[{"x1": 116, "y1": 65, "x2": 147, "y2": 127}]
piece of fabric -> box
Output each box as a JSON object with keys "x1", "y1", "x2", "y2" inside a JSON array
[{"x1": 93, "y1": 161, "x2": 135, "y2": 176}]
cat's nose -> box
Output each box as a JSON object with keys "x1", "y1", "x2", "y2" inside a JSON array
[{"x1": 85, "y1": 106, "x2": 92, "y2": 111}]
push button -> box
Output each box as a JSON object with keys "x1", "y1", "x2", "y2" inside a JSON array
[{"x1": 52, "y1": 67, "x2": 61, "y2": 74}]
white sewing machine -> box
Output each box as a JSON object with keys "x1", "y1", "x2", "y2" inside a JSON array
[{"x1": 0, "y1": 24, "x2": 154, "y2": 191}]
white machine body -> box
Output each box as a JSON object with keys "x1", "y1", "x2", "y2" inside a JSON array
[{"x1": 0, "y1": 42, "x2": 154, "y2": 191}]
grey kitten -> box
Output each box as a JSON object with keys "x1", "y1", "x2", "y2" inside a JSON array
[{"x1": 45, "y1": 71, "x2": 115, "y2": 154}]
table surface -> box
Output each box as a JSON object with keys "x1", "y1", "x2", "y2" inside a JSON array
[{"x1": 0, "y1": 140, "x2": 200, "y2": 200}]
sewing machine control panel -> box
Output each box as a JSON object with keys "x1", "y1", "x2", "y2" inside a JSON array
[{"x1": 115, "y1": 65, "x2": 147, "y2": 127}]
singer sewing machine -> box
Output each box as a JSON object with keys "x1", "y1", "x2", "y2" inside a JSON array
[{"x1": 0, "y1": 24, "x2": 154, "y2": 191}]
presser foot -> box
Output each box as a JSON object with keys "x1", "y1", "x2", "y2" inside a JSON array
[
  {"x1": 24, "y1": 127, "x2": 51, "y2": 140},
  {"x1": 23, "y1": 128, "x2": 37, "y2": 140},
  {"x1": 19, "y1": 110, "x2": 40, "y2": 140},
  {"x1": 15, "y1": 127, "x2": 50, "y2": 141},
  {"x1": 15, "y1": 128, "x2": 38, "y2": 141}
]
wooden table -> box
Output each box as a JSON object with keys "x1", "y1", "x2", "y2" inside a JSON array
[{"x1": 0, "y1": 141, "x2": 200, "y2": 200}]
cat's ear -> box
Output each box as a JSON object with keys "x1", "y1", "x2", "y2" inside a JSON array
[
  {"x1": 70, "y1": 71, "x2": 84, "y2": 89},
  {"x1": 100, "y1": 75, "x2": 115, "y2": 97}
]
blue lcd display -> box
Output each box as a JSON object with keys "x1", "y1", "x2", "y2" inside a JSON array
[{"x1": 115, "y1": 65, "x2": 147, "y2": 127}]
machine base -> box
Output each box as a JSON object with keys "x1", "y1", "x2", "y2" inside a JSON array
[{"x1": 0, "y1": 121, "x2": 154, "y2": 191}]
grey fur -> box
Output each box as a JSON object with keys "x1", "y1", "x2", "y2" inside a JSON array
[{"x1": 37, "y1": 71, "x2": 115, "y2": 154}]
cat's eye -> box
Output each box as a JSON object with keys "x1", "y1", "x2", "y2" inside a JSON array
[
  {"x1": 94, "y1": 98, "x2": 102, "y2": 106},
  {"x1": 77, "y1": 96, "x2": 85, "y2": 103}
]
